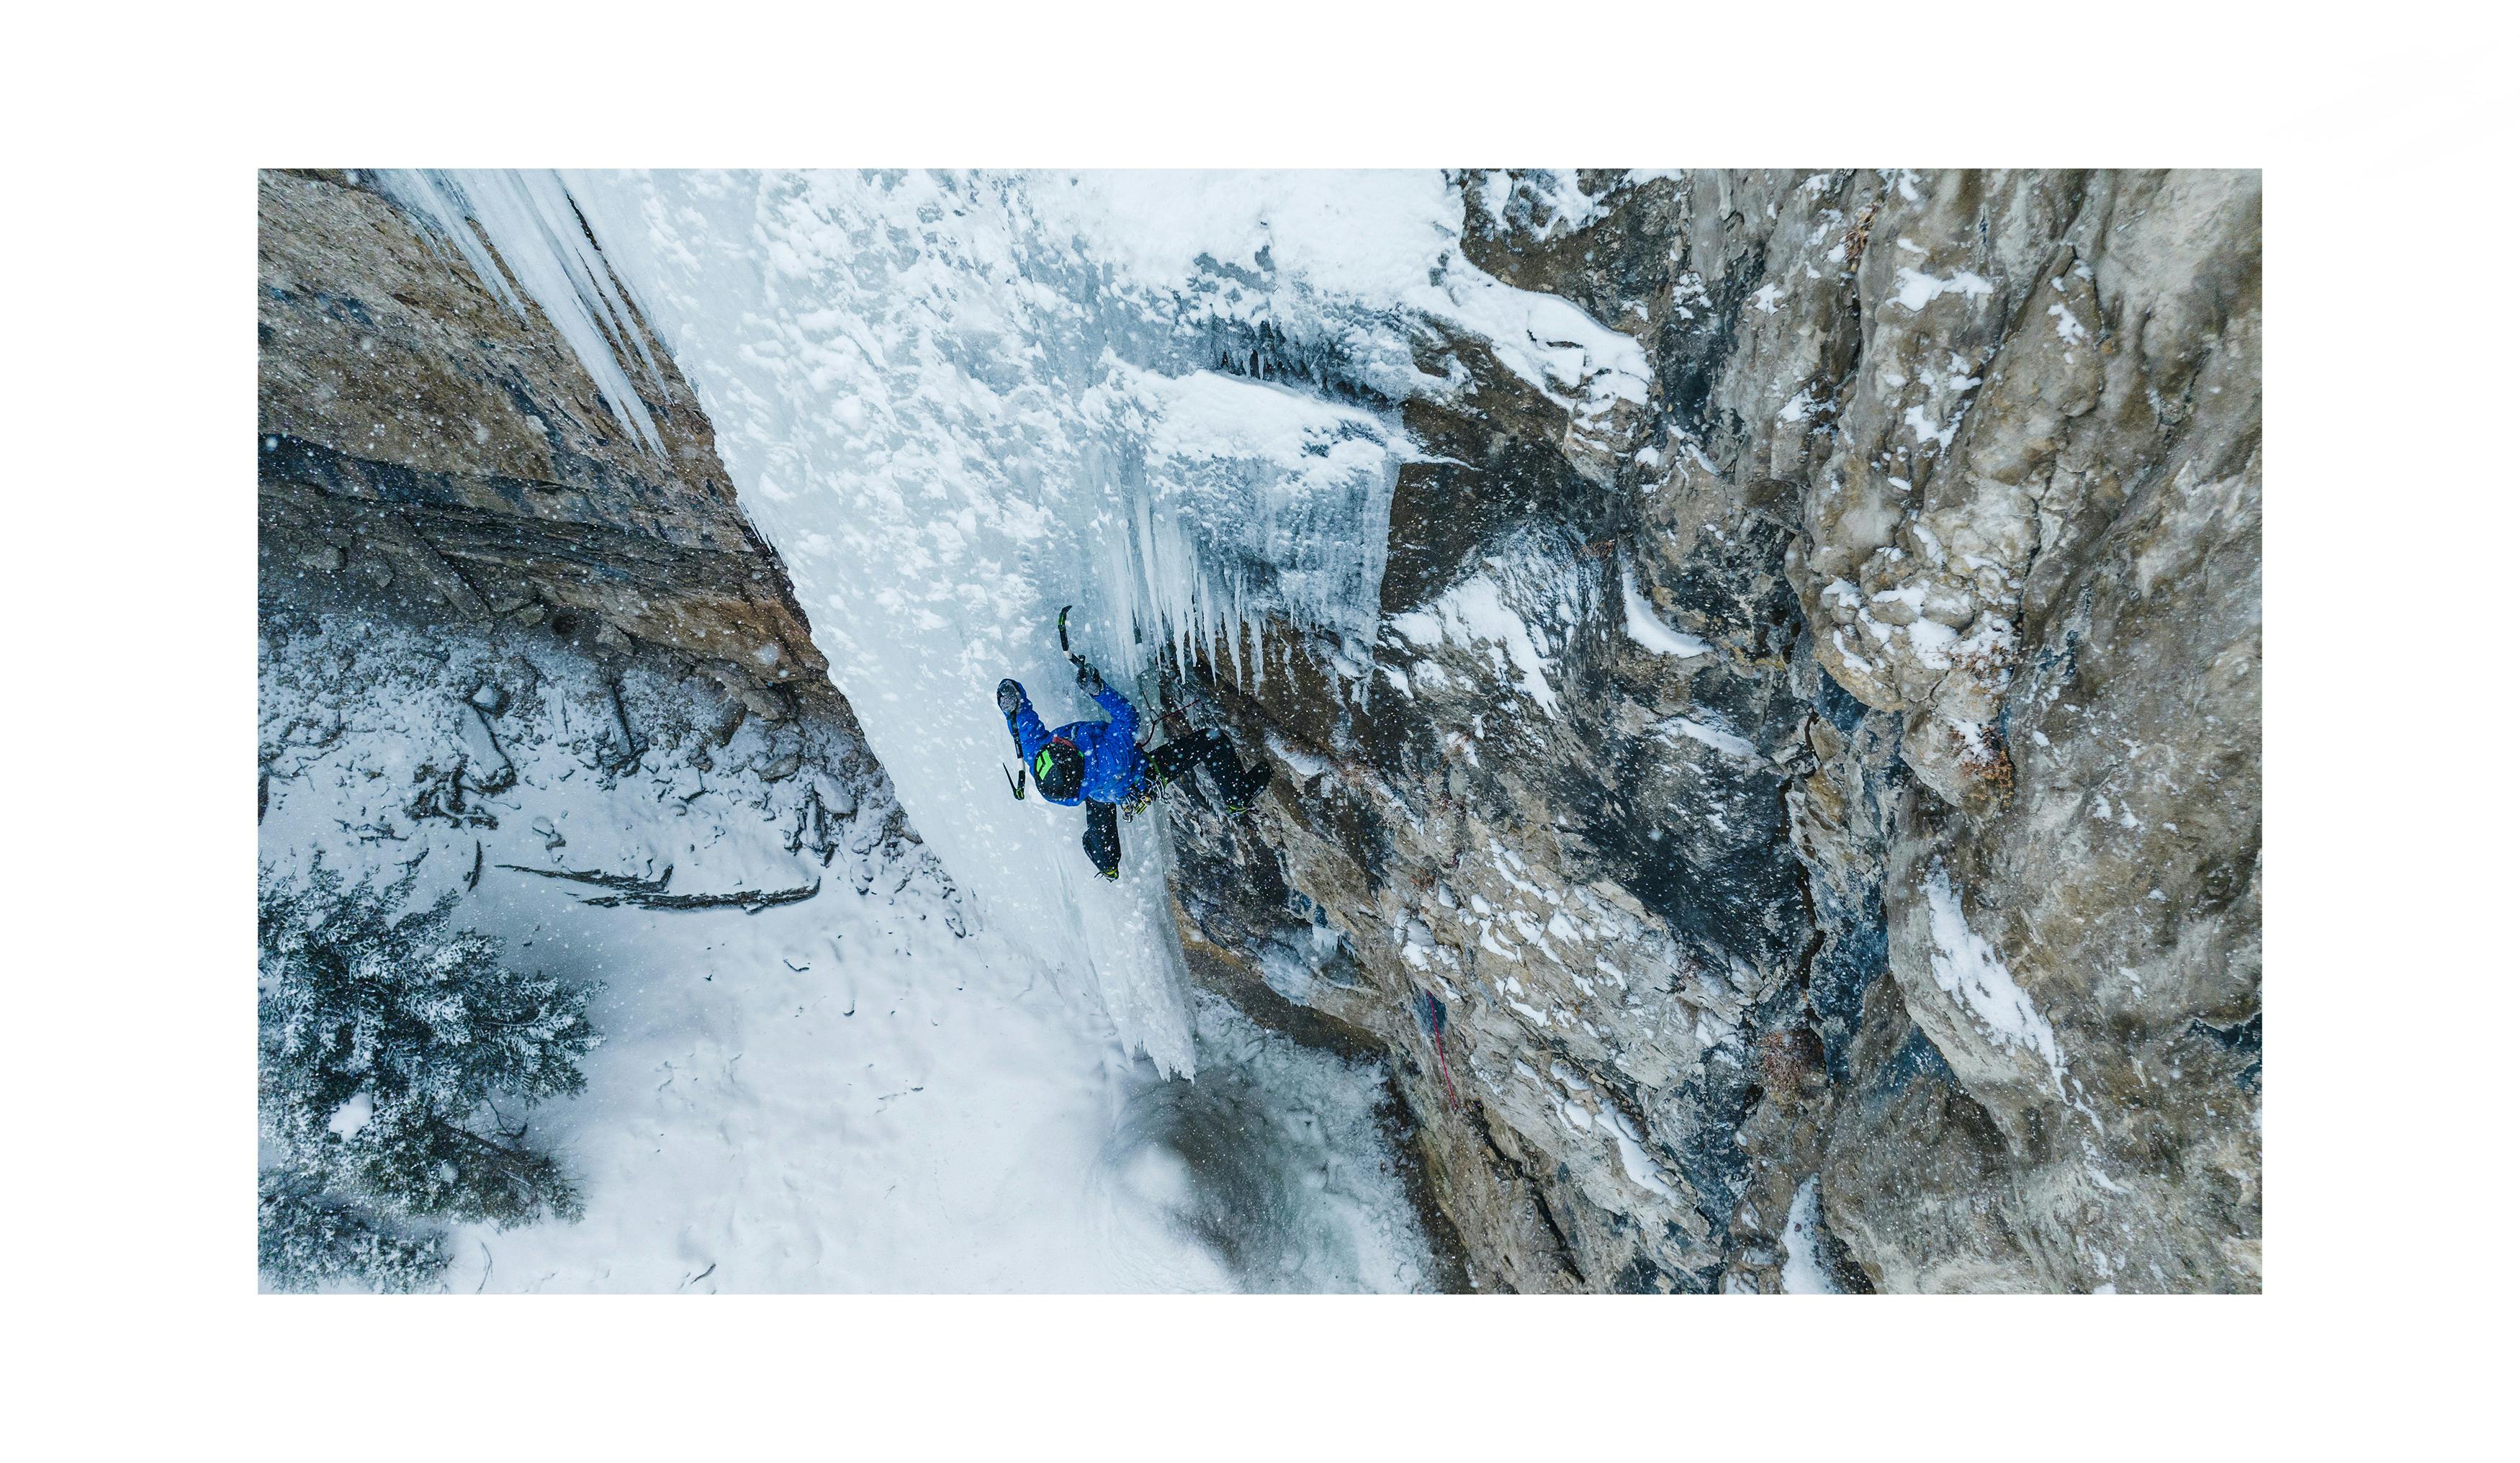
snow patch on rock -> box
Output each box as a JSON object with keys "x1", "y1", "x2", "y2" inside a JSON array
[
  {"x1": 1922, "y1": 868, "x2": 2068, "y2": 1094},
  {"x1": 1781, "y1": 1176, "x2": 1842, "y2": 1294},
  {"x1": 1619, "y1": 560, "x2": 1712, "y2": 660}
]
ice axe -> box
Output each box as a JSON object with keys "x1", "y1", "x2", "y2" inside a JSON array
[{"x1": 1058, "y1": 604, "x2": 1089, "y2": 674}]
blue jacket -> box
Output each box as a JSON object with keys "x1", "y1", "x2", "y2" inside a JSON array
[{"x1": 1004, "y1": 682, "x2": 1145, "y2": 806}]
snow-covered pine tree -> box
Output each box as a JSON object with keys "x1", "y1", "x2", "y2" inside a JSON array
[
  {"x1": 257, "y1": 1169, "x2": 451, "y2": 1292},
  {"x1": 258, "y1": 859, "x2": 599, "y2": 1228}
]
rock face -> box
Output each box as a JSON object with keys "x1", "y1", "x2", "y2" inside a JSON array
[
  {"x1": 258, "y1": 170, "x2": 828, "y2": 723},
  {"x1": 1165, "y1": 170, "x2": 2259, "y2": 1292}
]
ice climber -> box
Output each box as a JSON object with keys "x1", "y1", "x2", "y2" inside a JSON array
[{"x1": 996, "y1": 658, "x2": 1272, "y2": 881}]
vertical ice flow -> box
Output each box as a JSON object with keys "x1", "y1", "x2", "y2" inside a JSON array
[{"x1": 376, "y1": 170, "x2": 668, "y2": 455}]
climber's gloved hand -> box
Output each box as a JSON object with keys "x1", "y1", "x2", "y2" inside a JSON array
[
  {"x1": 996, "y1": 678, "x2": 1023, "y2": 716},
  {"x1": 1074, "y1": 660, "x2": 1105, "y2": 696}
]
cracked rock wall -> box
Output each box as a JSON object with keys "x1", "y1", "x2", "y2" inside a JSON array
[{"x1": 1166, "y1": 169, "x2": 2259, "y2": 1292}]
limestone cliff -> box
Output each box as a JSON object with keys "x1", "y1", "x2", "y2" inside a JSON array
[{"x1": 1165, "y1": 169, "x2": 2259, "y2": 1292}]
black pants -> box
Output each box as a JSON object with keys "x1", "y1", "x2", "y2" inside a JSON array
[
  {"x1": 1079, "y1": 733, "x2": 1268, "y2": 879},
  {"x1": 1083, "y1": 799, "x2": 1122, "y2": 880},
  {"x1": 1145, "y1": 730, "x2": 1265, "y2": 803}
]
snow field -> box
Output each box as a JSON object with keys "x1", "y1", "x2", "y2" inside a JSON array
[{"x1": 259, "y1": 618, "x2": 1432, "y2": 1291}]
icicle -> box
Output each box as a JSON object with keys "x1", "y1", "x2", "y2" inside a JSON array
[
  {"x1": 375, "y1": 170, "x2": 667, "y2": 456},
  {"x1": 1130, "y1": 495, "x2": 1166, "y2": 672},
  {"x1": 1212, "y1": 576, "x2": 1225, "y2": 676},
  {"x1": 1107, "y1": 527, "x2": 1143, "y2": 681},
  {"x1": 1182, "y1": 547, "x2": 1198, "y2": 673},
  {"x1": 1176, "y1": 522, "x2": 1197, "y2": 674},
  {"x1": 1227, "y1": 572, "x2": 1246, "y2": 687},
  {"x1": 1256, "y1": 607, "x2": 1267, "y2": 688},
  {"x1": 1191, "y1": 563, "x2": 1207, "y2": 675}
]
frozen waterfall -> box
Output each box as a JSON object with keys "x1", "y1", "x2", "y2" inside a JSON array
[{"x1": 388, "y1": 167, "x2": 1648, "y2": 1075}]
